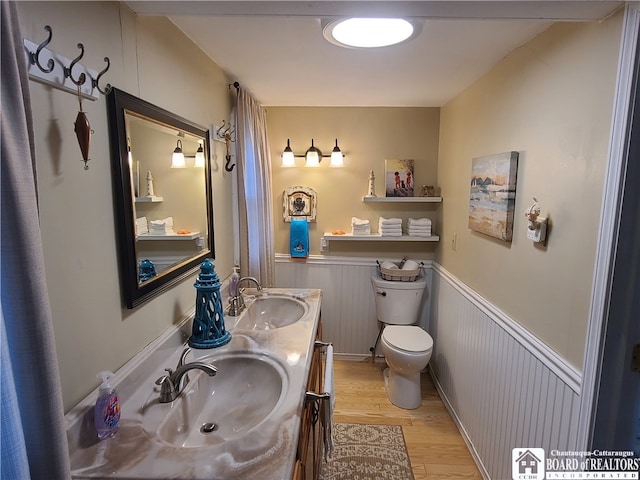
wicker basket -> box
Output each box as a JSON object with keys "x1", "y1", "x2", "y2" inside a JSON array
[{"x1": 376, "y1": 260, "x2": 423, "y2": 282}]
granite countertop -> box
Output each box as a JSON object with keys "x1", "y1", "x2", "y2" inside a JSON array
[{"x1": 66, "y1": 288, "x2": 322, "y2": 480}]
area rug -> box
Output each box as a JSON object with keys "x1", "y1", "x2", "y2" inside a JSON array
[{"x1": 319, "y1": 423, "x2": 414, "y2": 480}]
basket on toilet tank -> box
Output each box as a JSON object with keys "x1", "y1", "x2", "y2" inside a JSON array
[{"x1": 376, "y1": 259, "x2": 424, "y2": 282}]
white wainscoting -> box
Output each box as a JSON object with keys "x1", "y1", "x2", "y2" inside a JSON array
[
  {"x1": 430, "y1": 264, "x2": 582, "y2": 480},
  {"x1": 274, "y1": 254, "x2": 432, "y2": 358}
]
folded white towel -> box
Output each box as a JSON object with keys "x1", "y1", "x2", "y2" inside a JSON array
[
  {"x1": 407, "y1": 226, "x2": 431, "y2": 232},
  {"x1": 379, "y1": 217, "x2": 402, "y2": 226},
  {"x1": 380, "y1": 227, "x2": 403, "y2": 233},
  {"x1": 408, "y1": 217, "x2": 431, "y2": 226},
  {"x1": 351, "y1": 217, "x2": 370, "y2": 226},
  {"x1": 322, "y1": 344, "x2": 335, "y2": 460},
  {"x1": 380, "y1": 231, "x2": 403, "y2": 237},
  {"x1": 408, "y1": 231, "x2": 432, "y2": 237}
]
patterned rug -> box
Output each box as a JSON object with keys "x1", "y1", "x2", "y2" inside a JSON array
[{"x1": 319, "y1": 423, "x2": 415, "y2": 480}]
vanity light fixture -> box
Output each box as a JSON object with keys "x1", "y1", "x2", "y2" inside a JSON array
[
  {"x1": 171, "y1": 139, "x2": 186, "y2": 168},
  {"x1": 281, "y1": 138, "x2": 345, "y2": 167},
  {"x1": 322, "y1": 18, "x2": 420, "y2": 49},
  {"x1": 194, "y1": 140, "x2": 205, "y2": 168}
]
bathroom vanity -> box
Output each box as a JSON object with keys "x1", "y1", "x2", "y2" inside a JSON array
[{"x1": 65, "y1": 288, "x2": 324, "y2": 480}]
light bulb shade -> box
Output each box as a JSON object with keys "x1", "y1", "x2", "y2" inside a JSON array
[
  {"x1": 330, "y1": 139, "x2": 344, "y2": 167},
  {"x1": 281, "y1": 139, "x2": 295, "y2": 167},
  {"x1": 305, "y1": 139, "x2": 321, "y2": 167},
  {"x1": 171, "y1": 139, "x2": 186, "y2": 168},
  {"x1": 194, "y1": 144, "x2": 205, "y2": 167}
]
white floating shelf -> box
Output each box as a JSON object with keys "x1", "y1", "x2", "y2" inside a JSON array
[
  {"x1": 322, "y1": 233, "x2": 439, "y2": 242},
  {"x1": 362, "y1": 196, "x2": 442, "y2": 203},
  {"x1": 137, "y1": 232, "x2": 200, "y2": 241},
  {"x1": 135, "y1": 196, "x2": 163, "y2": 203}
]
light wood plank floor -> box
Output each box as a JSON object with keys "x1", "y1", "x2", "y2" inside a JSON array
[{"x1": 332, "y1": 359, "x2": 483, "y2": 480}]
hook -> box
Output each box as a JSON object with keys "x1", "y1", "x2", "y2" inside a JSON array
[
  {"x1": 64, "y1": 43, "x2": 86, "y2": 86},
  {"x1": 216, "y1": 121, "x2": 231, "y2": 139},
  {"x1": 224, "y1": 155, "x2": 235, "y2": 172},
  {"x1": 29, "y1": 25, "x2": 55, "y2": 73},
  {"x1": 92, "y1": 57, "x2": 112, "y2": 95}
]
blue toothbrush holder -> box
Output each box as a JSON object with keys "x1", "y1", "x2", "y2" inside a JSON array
[{"x1": 189, "y1": 259, "x2": 231, "y2": 349}]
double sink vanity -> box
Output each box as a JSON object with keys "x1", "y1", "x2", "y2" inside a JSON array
[{"x1": 66, "y1": 288, "x2": 324, "y2": 480}]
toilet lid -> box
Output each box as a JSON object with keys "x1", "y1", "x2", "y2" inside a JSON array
[{"x1": 383, "y1": 325, "x2": 433, "y2": 353}]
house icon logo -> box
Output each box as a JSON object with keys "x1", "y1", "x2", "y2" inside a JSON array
[{"x1": 512, "y1": 448, "x2": 545, "y2": 480}]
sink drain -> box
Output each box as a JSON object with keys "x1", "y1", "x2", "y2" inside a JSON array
[{"x1": 200, "y1": 422, "x2": 218, "y2": 434}]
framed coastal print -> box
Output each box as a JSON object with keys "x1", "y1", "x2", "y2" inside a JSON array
[
  {"x1": 385, "y1": 159, "x2": 414, "y2": 197},
  {"x1": 468, "y1": 151, "x2": 519, "y2": 241}
]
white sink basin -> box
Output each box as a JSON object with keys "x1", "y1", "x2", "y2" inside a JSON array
[
  {"x1": 142, "y1": 352, "x2": 288, "y2": 448},
  {"x1": 236, "y1": 295, "x2": 308, "y2": 330}
]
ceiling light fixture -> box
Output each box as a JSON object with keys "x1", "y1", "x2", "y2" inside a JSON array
[{"x1": 322, "y1": 18, "x2": 419, "y2": 49}]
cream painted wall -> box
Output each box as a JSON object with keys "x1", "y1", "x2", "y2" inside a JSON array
[
  {"x1": 17, "y1": 2, "x2": 235, "y2": 411},
  {"x1": 268, "y1": 107, "x2": 440, "y2": 258},
  {"x1": 436, "y1": 13, "x2": 622, "y2": 369}
]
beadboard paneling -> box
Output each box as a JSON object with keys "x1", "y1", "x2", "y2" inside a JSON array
[{"x1": 430, "y1": 264, "x2": 582, "y2": 480}]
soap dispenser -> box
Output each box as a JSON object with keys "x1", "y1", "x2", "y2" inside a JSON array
[{"x1": 94, "y1": 371, "x2": 120, "y2": 440}]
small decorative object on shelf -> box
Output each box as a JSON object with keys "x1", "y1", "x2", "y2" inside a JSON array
[
  {"x1": 138, "y1": 259, "x2": 156, "y2": 282},
  {"x1": 146, "y1": 171, "x2": 155, "y2": 197},
  {"x1": 420, "y1": 185, "x2": 436, "y2": 197},
  {"x1": 189, "y1": 259, "x2": 231, "y2": 349},
  {"x1": 366, "y1": 170, "x2": 376, "y2": 197}
]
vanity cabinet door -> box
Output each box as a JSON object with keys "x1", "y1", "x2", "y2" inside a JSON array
[{"x1": 295, "y1": 317, "x2": 324, "y2": 480}]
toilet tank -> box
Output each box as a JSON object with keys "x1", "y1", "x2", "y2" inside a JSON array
[{"x1": 371, "y1": 276, "x2": 427, "y2": 325}]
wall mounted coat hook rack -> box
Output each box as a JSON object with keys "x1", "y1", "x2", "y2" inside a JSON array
[
  {"x1": 216, "y1": 120, "x2": 237, "y2": 172},
  {"x1": 23, "y1": 25, "x2": 111, "y2": 101}
]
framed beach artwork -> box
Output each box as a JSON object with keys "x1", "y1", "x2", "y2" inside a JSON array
[
  {"x1": 468, "y1": 151, "x2": 519, "y2": 241},
  {"x1": 385, "y1": 159, "x2": 414, "y2": 197}
]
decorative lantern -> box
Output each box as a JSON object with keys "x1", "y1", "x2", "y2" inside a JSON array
[{"x1": 189, "y1": 259, "x2": 231, "y2": 349}]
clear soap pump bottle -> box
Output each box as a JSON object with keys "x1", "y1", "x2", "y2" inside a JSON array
[{"x1": 94, "y1": 371, "x2": 120, "y2": 440}]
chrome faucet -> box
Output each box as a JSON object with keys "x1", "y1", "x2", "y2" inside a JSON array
[
  {"x1": 155, "y1": 348, "x2": 217, "y2": 403},
  {"x1": 226, "y1": 276, "x2": 263, "y2": 316}
]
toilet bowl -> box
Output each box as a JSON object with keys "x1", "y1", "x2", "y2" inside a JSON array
[
  {"x1": 381, "y1": 325, "x2": 433, "y2": 409},
  {"x1": 371, "y1": 275, "x2": 434, "y2": 409}
]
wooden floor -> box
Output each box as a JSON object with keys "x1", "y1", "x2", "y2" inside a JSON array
[{"x1": 332, "y1": 359, "x2": 483, "y2": 480}]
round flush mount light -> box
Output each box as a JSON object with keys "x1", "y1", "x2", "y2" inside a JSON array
[{"x1": 322, "y1": 18, "x2": 420, "y2": 49}]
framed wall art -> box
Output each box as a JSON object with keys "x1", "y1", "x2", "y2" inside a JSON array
[
  {"x1": 468, "y1": 151, "x2": 519, "y2": 241},
  {"x1": 385, "y1": 159, "x2": 414, "y2": 197}
]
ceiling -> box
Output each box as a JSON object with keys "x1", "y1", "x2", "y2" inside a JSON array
[{"x1": 125, "y1": 1, "x2": 623, "y2": 107}]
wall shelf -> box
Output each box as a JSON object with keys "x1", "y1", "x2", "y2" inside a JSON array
[
  {"x1": 137, "y1": 232, "x2": 200, "y2": 241},
  {"x1": 362, "y1": 196, "x2": 442, "y2": 203},
  {"x1": 322, "y1": 233, "x2": 439, "y2": 242}
]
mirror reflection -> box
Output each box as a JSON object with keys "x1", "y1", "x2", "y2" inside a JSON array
[
  {"x1": 126, "y1": 112, "x2": 208, "y2": 282},
  {"x1": 107, "y1": 88, "x2": 214, "y2": 309}
]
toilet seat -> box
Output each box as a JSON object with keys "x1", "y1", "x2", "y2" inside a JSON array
[{"x1": 382, "y1": 325, "x2": 433, "y2": 353}]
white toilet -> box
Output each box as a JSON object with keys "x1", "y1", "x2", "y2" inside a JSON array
[{"x1": 371, "y1": 276, "x2": 433, "y2": 409}]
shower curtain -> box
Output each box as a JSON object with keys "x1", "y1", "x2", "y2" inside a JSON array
[
  {"x1": 0, "y1": 2, "x2": 71, "y2": 479},
  {"x1": 235, "y1": 86, "x2": 275, "y2": 287}
]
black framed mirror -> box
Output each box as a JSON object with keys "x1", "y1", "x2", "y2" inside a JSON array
[{"x1": 107, "y1": 88, "x2": 214, "y2": 309}]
